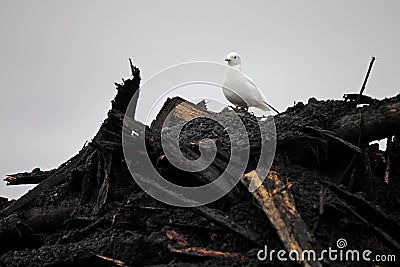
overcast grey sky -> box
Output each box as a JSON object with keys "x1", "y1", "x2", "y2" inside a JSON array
[{"x1": 1, "y1": 1, "x2": 399, "y2": 199}]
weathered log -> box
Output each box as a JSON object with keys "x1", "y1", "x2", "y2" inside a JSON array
[
  {"x1": 331, "y1": 97, "x2": 400, "y2": 144},
  {"x1": 241, "y1": 171, "x2": 321, "y2": 267}
]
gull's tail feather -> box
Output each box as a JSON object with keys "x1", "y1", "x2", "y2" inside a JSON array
[
  {"x1": 261, "y1": 100, "x2": 280, "y2": 114},
  {"x1": 255, "y1": 101, "x2": 270, "y2": 111}
]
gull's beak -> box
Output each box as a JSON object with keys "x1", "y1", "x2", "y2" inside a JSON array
[{"x1": 225, "y1": 58, "x2": 231, "y2": 62}]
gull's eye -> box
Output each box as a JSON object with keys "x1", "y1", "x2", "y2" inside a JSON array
[{"x1": 234, "y1": 56, "x2": 237, "y2": 59}]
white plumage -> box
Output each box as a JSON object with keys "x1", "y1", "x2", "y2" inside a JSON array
[{"x1": 222, "y1": 52, "x2": 270, "y2": 111}]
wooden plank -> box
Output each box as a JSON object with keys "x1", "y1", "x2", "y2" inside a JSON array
[
  {"x1": 150, "y1": 97, "x2": 208, "y2": 131},
  {"x1": 241, "y1": 170, "x2": 321, "y2": 267}
]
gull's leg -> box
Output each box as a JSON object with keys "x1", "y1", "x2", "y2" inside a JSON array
[
  {"x1": 229, "y1": 105, "x2": 239, "y2": 112},
  {"x1": 237, "y1": 105, "x2": 248, "y2": 111}
]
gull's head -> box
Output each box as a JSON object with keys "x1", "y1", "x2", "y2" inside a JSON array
[{"x1": 224, "y1": 52, "x2": 241, "y2": 67}]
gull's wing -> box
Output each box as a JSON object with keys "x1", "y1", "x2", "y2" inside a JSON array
[
  {"x1": 243, "y1": 72, "x2": 267, "y2": 100},
  {"x1": 243, "y1": 72, "x2": 257, "y2": 88}
]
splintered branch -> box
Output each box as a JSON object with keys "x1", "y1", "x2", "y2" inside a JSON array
[{"x1": 4, "y1": 168, "x2": 56, "y2": 185}]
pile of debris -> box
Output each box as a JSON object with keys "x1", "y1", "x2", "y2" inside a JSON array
[{"x1": 1, "y1": 62, "x2": 400, "y2": 266}]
